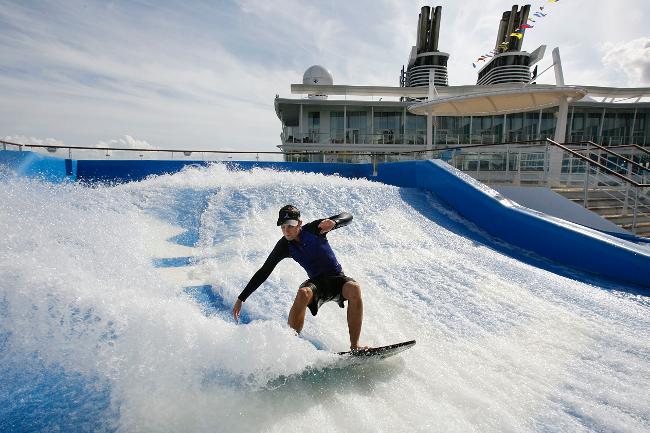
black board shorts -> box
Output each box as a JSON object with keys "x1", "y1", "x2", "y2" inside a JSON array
[{"x1": 300, "y1": 273, "x2": 355, "y2": 316}]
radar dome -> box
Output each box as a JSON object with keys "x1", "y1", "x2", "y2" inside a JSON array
[{"x1": 302, "y1": 65, "x2": 333, "y2": 85}]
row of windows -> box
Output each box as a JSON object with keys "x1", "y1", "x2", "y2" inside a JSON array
[
  {"x1": 571, "y1": 111, "x2": 647, "y2": 137},
  {"x1": 289, "y1": 109, "x2": 650, "y2": 145}
]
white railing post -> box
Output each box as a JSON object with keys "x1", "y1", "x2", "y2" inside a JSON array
[{"x1": 583, "y1": 162, "x2": 590, "y2": 207}]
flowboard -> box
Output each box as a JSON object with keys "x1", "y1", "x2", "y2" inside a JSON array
[{"x1": 337, "y1": 340, "x2": 416, "y2": 360}]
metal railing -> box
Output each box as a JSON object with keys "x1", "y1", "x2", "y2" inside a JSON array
[
  {"x1": 3, "y1": 137, "x2": 649, "y2": 233},
  {"x1": 569, "y1": 134, "x2": 649, "y2": 147},
  {"x1": 0, "y1": 138, "x2": 436, "y2": 165},
  {"x1": 0, "y1": 139, "x2": 289, "y2": 162},
  {"x1": 438, "y1": 139, "x2": 650, "y2": 234},
  {"x1": 547, "y1": 139, "x2": 650, "y2": 234},
  {"x1": 573, "y1": 141, "x2": 650, "y2": 184},
  {"x1": 282, "y1": 130, "x2": 648, "y2": 147},
  {"x1": 280, "y1": 131, "x2": 545, "y2": 146}
]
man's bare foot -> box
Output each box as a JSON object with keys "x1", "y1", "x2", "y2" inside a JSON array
[{"x1": 350, "y1": 345, "x2": 371, "y2": 352}]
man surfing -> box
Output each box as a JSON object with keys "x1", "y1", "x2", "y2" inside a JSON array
[{"x1": 233, "y1": 204, "x2": 366, "y2": 350}]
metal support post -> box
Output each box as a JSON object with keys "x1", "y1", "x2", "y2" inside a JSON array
[
  {"x1": 371, "y1": 106, "x2": 374, "y2": 144},
  {"x1": 583, "y1": 163, "x2": 590, "y2": 207},
  {"x1": 505, "y1": 144, "x2": 510, "y2": 182},
  {"x1": 632, "y1": 187, "x2": 639, "y2": 234},
  {"x1": 598, "y1": 108, "x2": 606, "y2": 144},
  {"x1": 630, "y1": 108, "x2": 637, "y2": 145},
  {"x1": 544, "y1": 142, "x2": 550, "y2": 185},
  {"x1": 343, "y1": 104, "x2": 347, "y2": 145},
  {"x1": 516, "y1": 150, "x2": 522, "y2": 186},
  {"x1": 299, "y1": 104, "x2": 303, "y2": 143},
  {"x1": 623, "y1": 162, "x2": 632, "y2": 215}
]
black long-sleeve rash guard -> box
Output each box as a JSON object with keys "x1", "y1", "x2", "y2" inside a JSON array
[{"x1": 237, "y1": 212, "x2": 353, "y2": 302}]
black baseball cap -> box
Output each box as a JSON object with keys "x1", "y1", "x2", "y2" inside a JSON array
[{"x1": 277, "y1": 204, "x2": 300, "y2": 226}]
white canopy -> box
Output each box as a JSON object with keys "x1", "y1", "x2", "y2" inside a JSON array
[{"x1": 408, "y1": 85, "x2": 587, "y2": 116}]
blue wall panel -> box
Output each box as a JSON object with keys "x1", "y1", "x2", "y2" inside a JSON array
[
  {"x1": 0, "y1": 151, "x2": 76, "y2": 182},
  {"x1": 222, "y1": 161, "x2": 374, "y2": 179},
  {"x1": 75, "y1": 159, "x2": 374, "y2": 183},
  {"x1": 75, "y1": 160, "x2": 206, "y2": 183},
  {"x1": 374, "y1": 161, "x2": 421, "y2": 188}
]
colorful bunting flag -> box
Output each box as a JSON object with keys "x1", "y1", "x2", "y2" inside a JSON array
[{"x1": 471, "y1": 0, "x2": 559, "y2": 68}]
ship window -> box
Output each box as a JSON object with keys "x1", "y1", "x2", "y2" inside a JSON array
[
  {"x1": 308, "y1": 112, "x2": 320, "y2": 130},
  {"x1": 330, "y1": 112, "x2": 344, "y2": 143}
]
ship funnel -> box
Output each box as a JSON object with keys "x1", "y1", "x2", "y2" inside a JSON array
[
  {"x1": 416, "y1": 5, "x2": 442, "y2": 53},
  {"x1": 495, "y1": 4, "x2": 531, "y2": 52},
  {"x1": 402, "y1": 5, "x2": 449, "y2": 88}
]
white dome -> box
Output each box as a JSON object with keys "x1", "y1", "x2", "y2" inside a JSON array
[{"x1": 302, "y1": 65, "x2": 333, "y2": 85}]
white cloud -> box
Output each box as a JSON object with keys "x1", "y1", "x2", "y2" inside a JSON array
[
  {"x1": 3, "y1": 135, "x2": 65, "y2": 147},
  {"x1": 602, "y1": 37, "x2": 650, "y2": 86},
  {"x1": 3, "y1": 134, "x2": 157, "y2": 159},
  {"x1": 96, "y1": 135, "x2": 156, "y2": 150}
]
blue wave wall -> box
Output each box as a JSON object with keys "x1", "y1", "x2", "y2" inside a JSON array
[
  {"x1": 376, "y1": 160, "x2": 650, "y2": 289},
  {"x1": 2, "y1": 151, "x2": 648, "y2": 289}
]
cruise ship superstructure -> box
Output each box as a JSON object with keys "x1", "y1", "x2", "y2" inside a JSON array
[{"x1": 275, "y1": 4, "x2": 650, "y2": 162}]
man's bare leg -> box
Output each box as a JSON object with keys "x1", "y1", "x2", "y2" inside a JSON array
[
  {"x1": 342, "y1": 281, "x2": 364, "y2": 350},
  {"x1": 287, "y1": 286, "x2": 313, "y2": 334}
]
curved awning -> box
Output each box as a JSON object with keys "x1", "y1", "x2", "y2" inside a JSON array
[{"x1": 408, "y1": 85, "x2": 587, "y2": 116}]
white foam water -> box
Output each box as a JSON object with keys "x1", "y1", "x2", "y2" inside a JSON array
[{"x1": 0, "y1": 164, "x2": 648, "y2": 432}]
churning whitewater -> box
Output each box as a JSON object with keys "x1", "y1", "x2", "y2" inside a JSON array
[{"x1": 1, "y1": 164, "x2": 648, "y2": 433}]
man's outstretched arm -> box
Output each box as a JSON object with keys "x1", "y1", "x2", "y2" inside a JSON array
[
  {"x1": 312, "y1": 212, "x2": 353, "y2": 234},
  {"x1": 233, "y1": 239, "x2": 288, "y2": 322},
  {"x1": 328, "y1": 212, "x2": 353, "y2": 229}
]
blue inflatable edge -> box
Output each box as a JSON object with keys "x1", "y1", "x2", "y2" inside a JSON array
[
  {"x1": 376, "y1": 160, "x2": 650, "y2": 289},
  {"x1": 1, "y1": 151, "x2": 648, "y2": 288}
]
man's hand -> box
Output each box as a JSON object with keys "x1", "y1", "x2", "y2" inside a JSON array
[
  {"x1": 233, "y1": 298, "x2": 243, "y2": 323},
  {"x1": 318, "y1": 219, "x2": 336, "y2": 234}
]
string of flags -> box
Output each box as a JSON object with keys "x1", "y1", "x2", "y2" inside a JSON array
[{"x1": 472, "y1": 0, "x2": 559, "y2": 68}]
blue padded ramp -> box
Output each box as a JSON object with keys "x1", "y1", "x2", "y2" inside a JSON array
[{"x1": 377, "y1": 160, "x2": 650, "y2": 289}]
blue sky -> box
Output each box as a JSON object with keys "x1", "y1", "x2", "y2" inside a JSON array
[{"x1": 1, "y1": 0, "x2": 649, "y2": 153}]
